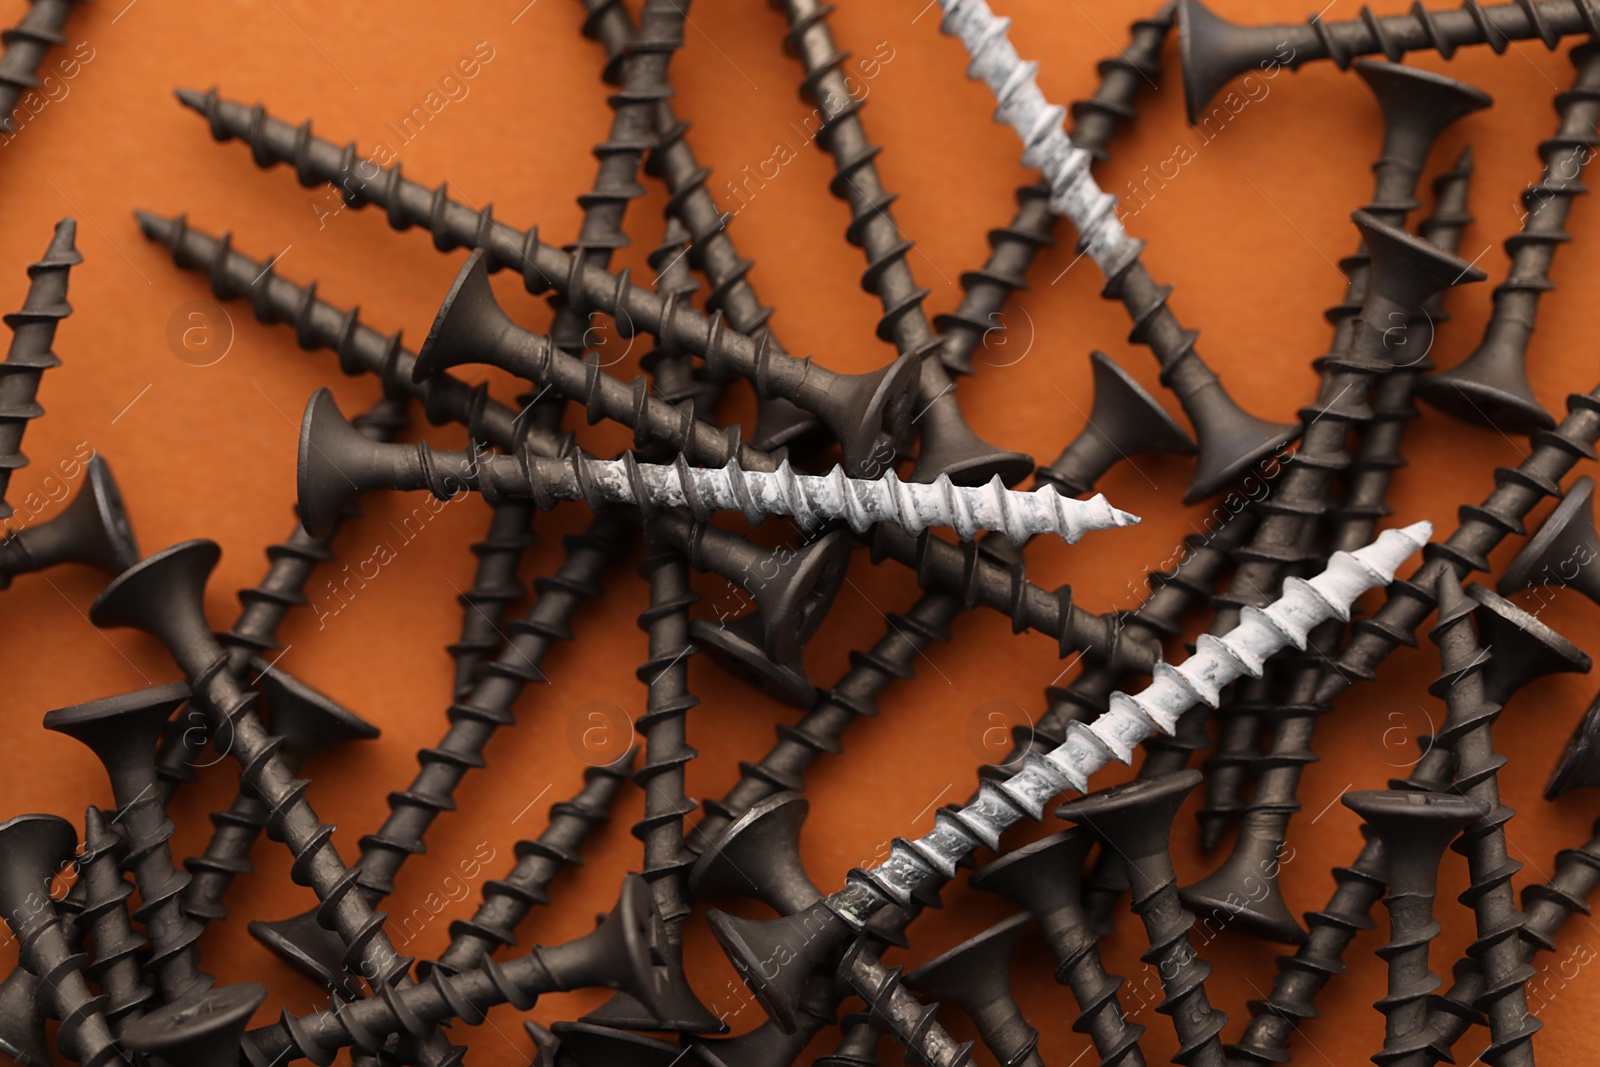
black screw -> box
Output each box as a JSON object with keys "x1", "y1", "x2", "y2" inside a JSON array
[
  {"x1": 43, "y1": 682, "x2": 214, "y2": 1006},
  {"x1": 841, "y1": 940, "x2": 974, "y2": 1067},
  {"x1": 0, "y1": 814, "x2": 121, "y2": 1067},
  {"x1": 689, "y1": 791, "x2": 822, "y2": 915},
  {"x1": 77, "y1": 806, "x2": 153, "y2": 1028},
  {"x1": 904, "y1": 914, "x2": 1042, "y2": 1067},
  {"x1": 1420, "y1": 44, "x2": 1600, "y2": 431},
  {"x1": 1499, "y1": 473, "x2": 1600, "y2": 607},
  {"x1": 0, "y1": 965, "x2": 49, "y2": 1067},
  {"x1": 970, "y1": 829, "x2": 1146, "y2": 1066},
  {"x1": 0, "y1": 219, "x2": 79, "y2": 518},
  {"x1": 447, "y1": 500, "x2": 539, "y2": 701},
  {"x1": 545, "y1": 1020, "x2": 683, "y2": 1067},
  {"x1": 1058, "y1": 771, "x2": 1230, "y2": 1067},
  {"x1": 175, "y1": 89, "x2": 920, "y2": 477},
  {"x1": 773, "y1": 0, "x2": 1034, "y2": 488},
  {"x1": 239, "y1": 876, "x2": 664, "y2": 1067},
  {"x1": 1342, "y1": 789, "x2": 1482, "y2": 1067},
  {"x1": 688, "y1": 975, "x2": 841, "y2": 1067},
  {"x1": 121, "y1": 982, "x2": 268, "y2": 1067},
  {"x1": 813, "y1": 1012, "x2": 887, "y2": 1067},
  {"x1": 1178, "y1": 0, "x2": 1600, "y2": 124},
  {"x1": 0, "y1": 454, "x2": 140, "y2": 589},
  {"x1": 1543, "y1": 688, "x2": 1600, "y2": 799},
  {"x1": 0, "y1": 3, "x2": 86, "y2": 135}
]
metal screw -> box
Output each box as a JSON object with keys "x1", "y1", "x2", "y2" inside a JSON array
[
  {"x1": 447, "y1": 500, "x2": 539, "y2": 701},
  {"x1": 43, "y1": 682, "x2": 214, "y2": 1006},
  {"x1": 840, "y1": 941, "x2": 974, "y2": 1067},
  {"x1": 77, "y1": 806, "x2": 153, "y2": 1028},
  {"x1": 812, "y1": 1012, "x2": 887, "y2": 1067},
  {"x1": 689, "y1": 976, "x2": 841, "y2": 1067},
  {"x1": 0, "y1": 965, "x2": 49, "y2": 1067},
  {"x1": 1498, "y1": 473, "x2": 1600, "y2": 607},
  {"x1": 1543, "y1": 688, "x2": 1600, "y2": 799},
  {"x1": 0, "y1": 454, "x2": 140, "y2": 589},
  {"x1": 296, "y1": 387, "x2": 1140, "y2": 543},
  {"x1": 545, "y1": 1020, "x2": 683, "y2": 1067},
  {"x1": 936, "y1": 0, "x2": 1300, "y2": 503},
  {"x1": 121, "y1": 982, "x2": 268, "y2": 1067},
  {"x1": 904, "y1": 914, "x2": 1042, "y2": 1067}
]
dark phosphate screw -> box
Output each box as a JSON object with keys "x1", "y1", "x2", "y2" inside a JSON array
[
  {"x1": 1230, "y1": 582, "x2": 1587, "y2": 1067},
  {"x1": 1429, "y1": 576, "x2": 1539, "y2": 1066},
  {"x1": 122, "y1": 982, "x2": 268, "y2": 1067},
  {"x1": 1342, "y1": 790, "x2": 1482, "y2": 1067},
  {"x1": 813, "y1": 1012, "x2": 886, "y2": 1067},
  {"x1": 0, "y1": 219, "x2": 78, "y2": 517},
  {"x1": 970, "y1": 829, "x2": 1146, "y2": 1067},
  {"x1": 841, "y1": 942, "x2": 974, "y2": 1067},
  {"x1": 1196, "y1": 63, "x2": 1489, "y2": 846},
  {"x1": 689, "y1": 792, "x2": 823, "y2": 916},
  {"x1": 448, "y1": 500, "x2": 539, "y2": 700},
  {"x1": 641, "y1": 216, "x2": 718, "y2": 419},
  {"x1": 0, "y1": 454, "x2": 140, "y2": 589},
  {"x1": 546, "y1": 1020, "x2": 683, "y2": 1067},
  {"x1": 690, "y1": 977, "x2": 841, "y2": 1067},
  {"x1": 937, "y1": 3, "x2": 1176, "y2": 376},
  {"x1": 43, "y1": 683, "x2": 215, "y2": 1006},
  {"x1": 250, "y1": 514, "x2": 632, "y2": 995},
  {"x1": 77, "y1": 806, "x2": 153, "y2": 1027},
  {"x1": 1179, "y1": 0, "x2": 1600, "y2": 123},
  {"x1": 1543, "y1": 688, "x2": 1600, "y2": 799},
  {"x1": 426, "y1": 749, "x2": 634, "y2": 975},
  {"x1": 1499, "y1": 474, "x2": 1600, "y2": 607},
  {"x1": 174, "y1": 89, "x2": 920, "y2": 476},
  {"x1": 904, "y1": 914, "x2": 1042, "y2": 1067},
  {"x1": 0, "y1": 965, "x2": 49, "y2": 1067},
  {"x1": 582, "y1": 542, "x2": 720, "y2": 1033},
  {"x1": 1421, "y1": 43, "x2": 1600, "y2": 432},
  {"x1": 0, "y1": 814, "x2": 120, "y2": 1067},
  {"x1": 87, "y1": 543, "x2": 462, "y2": 1067},
  {"x1": 1059, "y1": 771, "x2": 1229, "y2": 1067},
  {"x1": 240, "y1": 876, "x2": 663, "y2": 1067},
  {"x1": 0, "y1": 2, "x2": 85, "y2": 135},
  {"x1": 774, "y1": 0, "x2": 1034, "y2": 488},
  {"x1": 180, "y1": 668, "x2": 381, "y2": 927}
]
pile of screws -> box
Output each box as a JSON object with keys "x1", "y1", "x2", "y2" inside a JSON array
[{"x1": 6, "y1": 0, "x2": 1600, "y2": 1064}]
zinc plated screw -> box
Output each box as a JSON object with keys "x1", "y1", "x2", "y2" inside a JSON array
[
  {"x1": 702, "y1": 523, "x2": 1430, "y2": 1032},
  {"x1": 903, "y1": 914, "x2": 1042, "y2": 1067},
  {"x1": 43, "y1": 682, "x2": 215, "y2": 1006},
  {"x1": 775, "y1": 0, "x2": 1035, "y2": 489},
  {"x1": 0, "y1": 814, "x2": 121, "y2": 1067},
  {"x1": 77, "y1": 806, "x2": 153, "y2": 1028},
  {"x1": 1059, "y1": 771, "x2": 1228, "y2": 1067},
  {"x1": 1179, "y1": 0, "x2": 1600, "y2": 125},
  {"x1": 935, "y1": 0, "x2": 1300, "y2": 504},
  {"x1": 0, "y1": 219, "x2": 78, "y2": 518},
  {"x1": 1342, "y1": 789, "x2": 1483, "y2": 1067},
  {"x1": 295, "y1": 386, "x2": 1141, "y2": 543},
  {"x1": 1420, "y1": 43, "x2": 1600, "y2": 432},
  {"x1": 175, "y1": 88, "x2": 921, "y2": 477}
]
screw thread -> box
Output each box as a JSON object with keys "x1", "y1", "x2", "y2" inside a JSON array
[
  {"x1": 6, "y1": 895, "x2": 119, "y2": 1067},
  {"x1": 0, "y1": 219, "x2": 78, "y2": 519},
  {"x1": 0, "y1": 1, "x2": 85, "y2": 134},
  {"x1": 1320, "y1": 388, "x2": 1600, "y2": 707},
  {"x1": 819, "y1": 524, "x2": 1427, "y2": 928},
  {"x1": 1374, "y1": 891, "x2": 1449, "y2": 1066},
  {"x1": 641, "y1": 219, "x2": 716, "y2": 412},
  {"x1": 114, "y1": 780, "x2": 212, "y2": 1005},
  {"x1": 433, "y1": 753, "x2": 632, "y2": 973},
  {"x1": 1131, "y1": 872, "x2": 1229, "y2": 1065},
  {"x1": 840, "y1": 947, "x2": 974, "y2": 1067},
  {"x1": 446, "y1": 500, "x2": 539, "y2": 701},
  {"x1": 938, "y1": 1, "x2": 1175, "y2": 375},
  {"x1": 77, "y1": 808, "x2": 153, "y2": 1026}
]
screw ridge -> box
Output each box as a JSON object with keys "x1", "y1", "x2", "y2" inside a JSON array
[
  {"x1": 174, "y1": 88, "x2": 918, "y2": 474},
  {"x1": 814, "y1": 1012, "x2": 887, "y2": 1066},
  {"x1": 1420, "y1": 43, "x2": 1600, "y2": 433},
  {"x1": 938, "y1": 1, "x2": 1176, "y2": 376},
  {"x1": 904, "y1": 914, "x2": 1044, "y2": 1067},
  {"x1": 76, "y1": 807, "x2": 153, "y2": 1027},
  {"x1": 1319, "y1": 386, "x2": 1600, "y2": 708},
  {"x1": 641, "y1": 218, "x2": 718, "y2": 413},
  {"x1": 0, "y1": 219, "x2": 78, "y2": 519},
  {"x1": 776, "y1": 0, "x2": 1033, "y2": 488},
  {"x1": 0, "y1": 1, "x2": 85, "y2": 135},
  {"x1": 447, "y1": 500, "x2": 539, "y2": 701},
  {"x1": 937, "y1": 0, "x2": 1297, "y2": 503},
  {"x1": 840, "y1": 943, "x2": 974, "y2": 1067}
]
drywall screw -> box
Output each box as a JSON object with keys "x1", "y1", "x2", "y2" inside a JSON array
[
  {"x1": 121, "y1": 982, "x2": 268, "y2": 1067},
  {"x1": 1499, "y1": 474, "x2": 1600, "y2": 607},
  {"x1": 689, "y1": 976, "x2": 841, "y2": 1067},
  {"x1": 0, "y1": 453, "x2": 140, "y2": 589},
  {"x1": 0, "y1": 965, "x2": 49, "y2": 1067},
  {"x1": 1343, "y1": 789, "x2": 1482, "y2": 1067},
  {"x1": 582, "y1": 542, "x2": 721, "y2": 1033},
  {"x1": 689, "y1": 791, "x2": 824, "y2": 915},
  {"x1": 447, "y1": 500, "x2": 539, "y2": 701},
  {"x1": 1231, "y1": 582, "x2": 1587, "y2": 1066},
  {"x1": 0, "y1": 814, "x2": 121, "y2": 1067},
  {"x1": 249, "y1": 514, "x2": 633, "y2": 995},
  {"x1": 840, "y1": 942, "x2": 974, "y2": 1067},
  {"x1": 77, "y1": 806, "x2": 153, "y2": 1028},
  {"x1": 904, "y1": 914, "x2": 1041, "y2": 1067},
  {"x1": 424, "y1": 749, "x2": 634, "y2": 976},
  {"x1": 1178, "y1": 0, "x2": 1600, "y2": 126},
  {"x1": 87, "y1": 543, "x2": 462, "y2": 1067},
  {"x1": 43, "y1": 682, "x2": 215, "y2": 1006},
  {"x1": 642, "y1": 216, "x2": 718, "y2": 414},
  {"x1": 774, "y1": 0, "x2": 1035, "y2": 488},
  {"x1": 970, "y1": 829, "x2": 1147, "y2": 1067},
  {"x1": 1543, "y1": 688, "x2": 1600, "y2": 799},
  {"x1": 545, "y1": 1020, "x2": 683, "y2": 1067},
  {"x1": 813, "y1": 1012, "x2": 887, "y2": 1067},
  {"x1": 1420, "y1": 43, "x2": 1600, "y2": 432},
  {"x1": 239, "y1": 876, "x2": 663, "y2": 1067},
  {"x1": 0, "y1": 218, "x2": 78, "y2": 517},
  {"x1": 175, "y1": 89, "x2": 921, "y2": 477},
  {"x1": 1428, "y1": 574, "x2": 1540, "y2": 1066},
  {"x1": 180, "y1": 667, "x2": 381, "y2": 927},
  {"x1": 296, "y1": 386, "x2": 1141, "y2": 543},
  {"x1": 937, "y1": 2, "x2": 1176, "y2": 376},
  {"x1": 1059, "y1": 771, "x2": 1227, "y2": 1067},
  {"x1": 936, "y1": 0, "x2": 1300, "y2": 503},
  {"x1": 0, "y1": 2, "x2": 84, "y2": 135},
  {"x1": 702, "y1": 523, "x2": 1430, "y2": 1031}
]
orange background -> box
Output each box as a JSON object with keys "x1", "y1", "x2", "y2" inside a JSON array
[{"x1": 0, "y1": 0, "x2": 1597, "y2": 1063}]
